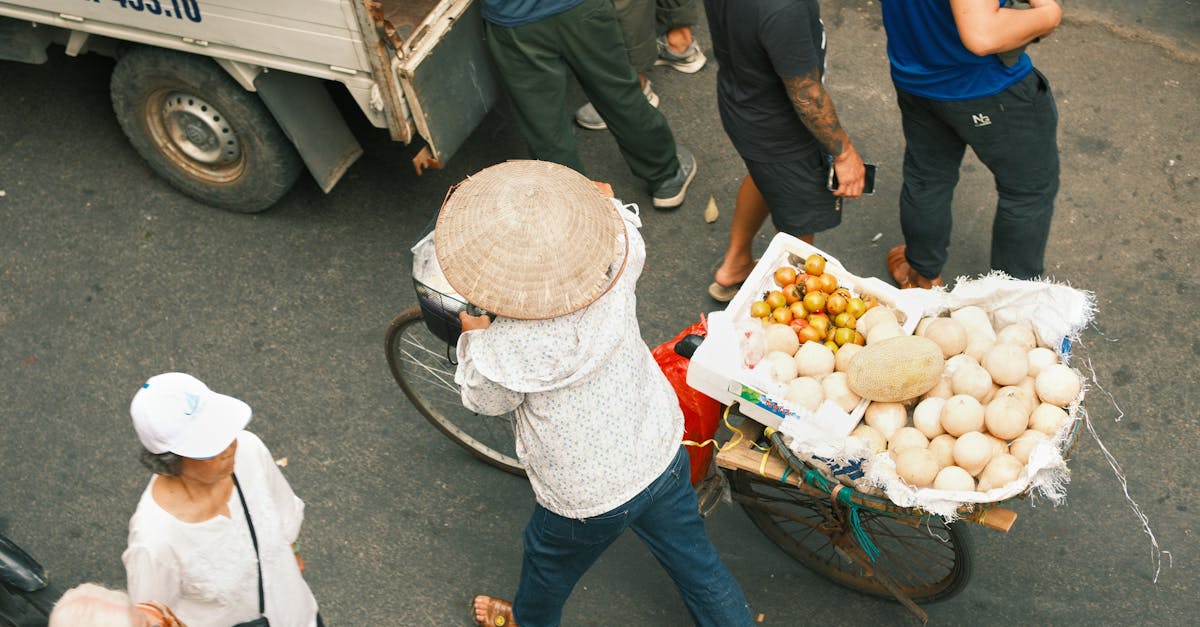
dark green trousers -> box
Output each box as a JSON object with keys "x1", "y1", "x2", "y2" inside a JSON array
[
  {"x1": 485, "y1": 0, "x2": 679, "y2": 186},
  {"x1": 613, "y1": 0, "x2": 702, "y2": 72}
]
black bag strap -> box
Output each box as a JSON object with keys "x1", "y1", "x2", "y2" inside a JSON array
[{"x1": 232, "y1": 474, "x2": 265, "y2": 617}]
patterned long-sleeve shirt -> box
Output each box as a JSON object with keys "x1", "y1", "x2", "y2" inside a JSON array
[{"x1": 454, "y1": 205, "x2": 684, "y2": 519}]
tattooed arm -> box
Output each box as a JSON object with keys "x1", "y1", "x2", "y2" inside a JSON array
[{"x1": 784, "y1": 68, "x2": 865, "y2": 198}]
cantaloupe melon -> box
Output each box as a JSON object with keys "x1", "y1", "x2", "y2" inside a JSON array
[{"x1": 847, "y1": 335, "x2": 945, "y2": 402}]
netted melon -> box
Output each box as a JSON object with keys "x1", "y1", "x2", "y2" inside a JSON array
[{"x1": 847, "y1": 335, "x2": 946, "y2": 402}]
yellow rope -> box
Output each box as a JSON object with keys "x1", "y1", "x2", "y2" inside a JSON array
[
  {"x1": 682, "y1": 405, "x2": 747, "y2": 454},
  {"x1": 758, "y1": 446, "x2": 773, "y2": 477}
]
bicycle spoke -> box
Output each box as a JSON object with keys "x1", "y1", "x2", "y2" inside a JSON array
[
  {"x1": 729, "y1": 469, "x2": 970, "y2": 603},
  {"x1": 399, "y1": 340, "x2": 458, "y2": 394},
  {"x1": 387, "y1": 308, "x2": 525, "y2": 476}
]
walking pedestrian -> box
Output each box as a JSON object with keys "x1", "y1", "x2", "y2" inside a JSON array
[
  {"x1": 123, "y1": 372, "x2": 322, "y2": 627},
  {"x1": 481, "y1": 0, "x2": 697, "y2": 209},
  {"x1": 431, "y1": 161, "x2": 753, "y2": 627},
  {"x1": 880, "y1": 0, "x2": 1063, "y2": 287},
  {"x1": 49, "y1": 583, "x2": 185, "y2": 627},
  {"x1": 574, "y1": 0, "x2": 709, "y2": 131},
  {"x1": 705, "y1": 0, "x2": 866, "y2": 302}
]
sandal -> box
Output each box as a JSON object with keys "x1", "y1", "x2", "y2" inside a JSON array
[
  {"x1": 886, "y1": 244, "x2": 944, "y2": 290},
  {"x1": 472, "y1": 595, "x2": 517, "y2": 627},
  {"x1": 708, "y1": 258, "x2": 760, "y2": 303},
  {"x1": 707, "y1": 280, "x2": 742, "y2": 303}
]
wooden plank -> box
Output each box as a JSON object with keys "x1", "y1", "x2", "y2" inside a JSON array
[
  {"x1": 965, "y1": 506, "x2": 1018, "y2": 533},
  {"x1": 715, "y1": 422, "x2": 804, "y2": 487}
]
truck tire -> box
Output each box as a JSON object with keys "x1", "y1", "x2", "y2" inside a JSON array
[{"x1": 110, "y1": 47, "x2": 302, "y2": 213}]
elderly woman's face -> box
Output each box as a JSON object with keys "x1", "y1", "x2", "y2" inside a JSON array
[{"x1": 177, "y1": 439, "x2": 238, "y2": 484}]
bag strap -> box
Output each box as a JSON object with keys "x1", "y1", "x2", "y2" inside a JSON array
[{"x1": 232, "y1": 475, "x2": 265, "y2": 617}]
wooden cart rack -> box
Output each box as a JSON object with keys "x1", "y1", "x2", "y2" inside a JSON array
[{"x1": 715, "y1": 418, "x2": 1018, "y2": 623}]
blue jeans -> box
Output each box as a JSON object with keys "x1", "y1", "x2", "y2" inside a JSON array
[{"x1": 512, "y1": 446, "x2": 752, "y2": 627}]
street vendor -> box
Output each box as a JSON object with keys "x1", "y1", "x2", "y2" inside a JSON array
[{"x1": 436, "y1": 160, "x2": 753, "y2": 627}]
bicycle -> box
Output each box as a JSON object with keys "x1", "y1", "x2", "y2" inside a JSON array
[
  {"x1": 714, "y1": 407, "x2": 1083, "y2": 622},
  {"x1": 384, "y1": 280, "x2": 1084, "y2": 623},
  {"x1": 385, "y1": 279, "x2": 524, "y2": 477}
]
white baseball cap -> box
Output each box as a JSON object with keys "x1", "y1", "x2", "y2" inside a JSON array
[{"x1": 130, "y1": 372, "x2": 252, "y2": 459}]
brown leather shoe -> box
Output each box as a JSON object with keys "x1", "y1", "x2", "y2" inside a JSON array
[{"x1": 886, "y1": 245, "x2": 944, "y2": 289}]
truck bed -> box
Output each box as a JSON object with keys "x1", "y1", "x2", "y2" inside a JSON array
[{"x1": 382, "y1": 0, "x2": 441, "y2": 40}]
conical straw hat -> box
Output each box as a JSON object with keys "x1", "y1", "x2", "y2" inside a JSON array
[{"x1": 434, "y1": 161, "x2": 627, "y2": 320}]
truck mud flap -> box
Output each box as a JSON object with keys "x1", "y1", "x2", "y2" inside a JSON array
[
  {"x1": 255, "y1": 70, "x2": 363, "y2": 194},
  {"x1": 0, "y1": 16, "x2": 49, "y2": 64}
]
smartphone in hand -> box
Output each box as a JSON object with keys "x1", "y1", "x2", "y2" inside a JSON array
[{"x1": 827, "y1": 163, "x2": 877, "y2": 195}]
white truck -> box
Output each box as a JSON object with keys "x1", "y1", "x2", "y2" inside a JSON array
[{"x1": 0, "y1": 0, "x2": 498, "y2": 212}]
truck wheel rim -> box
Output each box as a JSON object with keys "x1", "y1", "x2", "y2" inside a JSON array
[{"x1": 150, "y1": 91, "x2": 244, "y2": 181}]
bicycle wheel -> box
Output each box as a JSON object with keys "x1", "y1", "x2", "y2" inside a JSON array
[
  {"x1": 729, "y1": 470, "x2": 971, "y2": 603},
  {"x1": 385, "y1": 307, "x2": 525, "y2": 476}
]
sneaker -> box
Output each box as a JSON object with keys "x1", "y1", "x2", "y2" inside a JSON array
[
  {"x1": 574, "y1": 80, "x2": 660, "y2": 131},
  {"x1": 654, "y1": 36, "x2": 707, "y2": 74},
  {"x1": 652, "y1": 146, "x2": 697, "y2": 210}
]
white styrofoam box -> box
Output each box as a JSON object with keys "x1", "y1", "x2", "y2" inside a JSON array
[
  {"x1": 687, "y1": 232, "x2": 934, "y2": 435},
  {"x1": 722, "y1": 233, "x2": 930, "y2": 335}
]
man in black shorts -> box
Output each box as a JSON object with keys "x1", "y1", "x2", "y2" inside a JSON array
[{"x1": 706, "y1": 0, "x2": 866, "y2": 301}]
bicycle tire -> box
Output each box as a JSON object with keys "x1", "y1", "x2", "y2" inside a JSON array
[
  {"x1": 385, "y1": 307, "x2": 526, "y2": 477},
  {"x1": 729, "y1": 470, "x2": 971, "y2": 603}
]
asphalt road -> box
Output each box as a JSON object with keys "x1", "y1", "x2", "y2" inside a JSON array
[{"x1": 1, "y1": 1, "x2": 1196, "y2": 625}]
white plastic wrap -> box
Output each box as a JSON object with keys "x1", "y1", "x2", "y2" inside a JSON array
[{"x1": 782, "y1": 272, "x2": 1094, "y2": 518}]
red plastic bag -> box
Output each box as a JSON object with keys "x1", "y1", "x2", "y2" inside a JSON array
[{"x1": 652, "y1": 315, "x2": 722, "y2": 485}]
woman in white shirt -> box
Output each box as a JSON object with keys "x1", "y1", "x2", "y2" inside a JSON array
[{"x1": 122, "y1": 372, "x2": 320, "y2": 627}]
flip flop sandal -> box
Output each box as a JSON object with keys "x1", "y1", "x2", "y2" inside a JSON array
[
  {"x1": 472, "y1": 595, "x2": 516, "y2": 627},
  {"x1": 707, "y1": 280, "x2": 742, "y2": 303},
  {"x1": 708, "y1": 258, "x2": 761, "y2": 303}
]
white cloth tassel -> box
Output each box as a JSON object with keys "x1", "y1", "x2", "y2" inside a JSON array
[
  {"x1": 1083, "y1": 409, "x2": 1171, "y2": 583},
  {"x1": 1081, "y1": 350, "x2": 1125, "y2": 423}
]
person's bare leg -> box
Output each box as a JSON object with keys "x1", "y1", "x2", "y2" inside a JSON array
[{"x1": 714, "y1": 173, "x2": 770, "y2": 287}]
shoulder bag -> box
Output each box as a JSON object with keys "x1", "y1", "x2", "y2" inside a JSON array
[{"x1": 231, "y1": 475, "x2": 270, "y2": 627}]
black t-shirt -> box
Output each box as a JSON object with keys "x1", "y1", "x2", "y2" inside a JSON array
[{"x1": 705, "y1": 0, "x2": 826, "y2": 162}]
